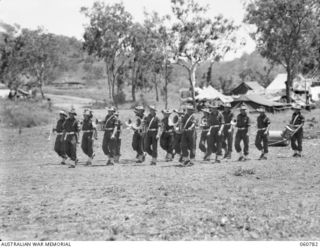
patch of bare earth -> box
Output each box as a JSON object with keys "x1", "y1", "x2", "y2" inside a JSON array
[{"x1": 1, "y1": 124, "x2": 320, "y2": 241}]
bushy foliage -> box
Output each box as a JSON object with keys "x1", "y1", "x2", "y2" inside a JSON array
[{"x1": 0, "y1": 99, "x2": 52, "y2": 128}]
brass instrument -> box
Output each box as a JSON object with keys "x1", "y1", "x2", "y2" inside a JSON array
[{"x1": 125, "y1": 116, "x2": 143, "y2": 131}]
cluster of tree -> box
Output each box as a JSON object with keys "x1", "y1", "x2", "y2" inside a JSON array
[
  {"x1": 0, "y1": 22, "x2": 84, "y2": 98},
  {"x1": 81, "y1": 0, "x2": 238, "y2": 107},
  {"x1": 245, "y1": 0, "x2": 320, "y2": 102}
]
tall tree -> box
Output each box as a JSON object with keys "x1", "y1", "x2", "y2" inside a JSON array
[
  {"x1": 245, "y1": 0, "x2": 320, "y2": 102},
  {"x1": 170, "y1": 0, "x2": 237, "y2": 107},
  {"x1": 17, "y1": 28, "x2": 59, "y2": 98},
  {"x1": 81, "y1": 1, "x2": 132, "y2": 105}
]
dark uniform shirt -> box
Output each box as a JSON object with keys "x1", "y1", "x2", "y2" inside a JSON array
[
  {"x1": 144, "y1": 114, "x2": 160, "y2": 131},
  {"x1": 236, "y1": 114, "x2": 250, "y2": 129},
  {"x1": 223, "y1": 110, "x2": 234, "y2": 125},
  {"x1": 181, "y1": 113, "x2": 196, "y2": 130},
  {"x1": 257, "y1": 114, "x2": 270, "y2": 129},
  {"x1": 82, "y1": 118, "x2": 95, "y2": 131},
  {"x1": 162, "y1": 117, "x2": 174, "y2": 132},
  {"x1": 208, "y1": 111, "x2": 224, "y2": 126},
  {"x1": 103, "y1": 114, "x2": 118, "y2": 130},
  {"x1": 63, "y1": 117, "x2": 79, "y2": 133},
  {"x1": 290, "y1": 112, "x2": 305, "y2": 126},
  {"x1": 55, "y1": 119, "x2": 65, "y2": 133}
]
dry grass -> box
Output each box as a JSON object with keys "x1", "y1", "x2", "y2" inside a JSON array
[{"x1": 1, "y1": 121, "x2": 320, "y2": 240}]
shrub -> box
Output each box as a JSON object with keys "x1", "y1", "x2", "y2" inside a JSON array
[{"x1": 0, "y1": 99, "x2": 52, "y2": 128}]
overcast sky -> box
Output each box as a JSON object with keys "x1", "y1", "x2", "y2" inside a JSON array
[{"x1": 0, "y1": 0, "x2": 256, "y2": 60}]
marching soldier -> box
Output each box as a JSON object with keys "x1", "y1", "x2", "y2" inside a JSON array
[
  {"x1": 160, "y1": 109, "x2": 175, "y2": 162},
  {"x1": 53, "y1": 110, "x2": 68, "y2": 165},
  {"x1": 173, "y1": 109, "x2": 185, "y2": 162},
  {"x1": 235, "y1": 105, "x2": 251, "y2": 161},
  {"x1": 290, "y1": 104, "x2": 304, "y2": 157},
  {"x1": 62, "y1": 108, "x2": 80, "y2": 168},
  {"x1": 255, "y1": 107, "x2": 270, "y2": 160},
  {"x1": 222, "y1": 103, "x2": 234, "y2": 159},
  {"x1": 199, "y1": 108, "x2": 210, "y2": 160},
  {"x1": 102, "y1": 106, "x2": 118, "y2": 165},
  {"x1": 132, "y1": 106, "x2": 146, "y2": 163},
  {"x1": 207, "y1": 103, "x2": 225, "y2": 163},
  {"x1": 144, "y1": 105, "x2": 161, "y2": 165},
  {"x1": 81, "y1": 109, "x2": 97, "y2": 166},
  {"x1": 181, "y1": 105, "x2": 197, "y2": 166},
  {"x1": 114, "y1": 111, "x2": 122, "y2": 163}
]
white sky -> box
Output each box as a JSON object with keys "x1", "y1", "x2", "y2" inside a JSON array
[{"x1": 0, "y1": 0, "x2": 256, "y2": 60}]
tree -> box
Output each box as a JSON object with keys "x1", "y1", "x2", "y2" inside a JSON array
[
  {"x1": 17, "y1": 28, "x2": 60, "y2": 98},
  {"x1": 170, "y1": 0, "x2": 237, "y2": 107},
  {"x1": 0, "y1": 23, "x2": 25, "y2": 90},
  {"x1": 245, "y1": 0, "x2": 320, "y2": 102},
  {"x1": 81, "y1": 1, "x2": 133, "y2": 106}
]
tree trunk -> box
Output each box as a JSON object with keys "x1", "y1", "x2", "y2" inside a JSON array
[
  {"x1": 154, "y1": 73, "x2": 159, "y2": 102},
  {"x1": 39, "y1": 80, "x2": 45, "y2": 99},
  {"x1": 189, "y1": 64, "x2": 197, "y2": 110},
  {"x1": 131, "y1": 62, "x2": 136, "y2": 102},
  {"x1": 164, "y1": 63, "x2": 168, "y2": 109},
  {"x1": 286, "y1": 67, "x2": 293, "y2": 103}
]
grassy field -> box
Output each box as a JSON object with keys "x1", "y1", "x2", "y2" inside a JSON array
[{"x1": 1, "y1": 105, "x2": 320, "y2": 241}]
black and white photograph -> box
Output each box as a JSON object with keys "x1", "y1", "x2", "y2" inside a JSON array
[{"x1": 0, "y1": 0, "x2": 320, "y2": 244}]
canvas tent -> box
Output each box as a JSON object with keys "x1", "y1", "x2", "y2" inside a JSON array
[
  {"x1": 231, "y1": 81, "x2": 265, "y2": 95},
  {"x1": 231, "y1": 94, "x2": 290, "y2": 113},
  {"x1": 195, "y1": 86, "x2": 233, "y2": 103},
  {"x1": 266, "y1": 73, "x2": 307, "y2": 93}
]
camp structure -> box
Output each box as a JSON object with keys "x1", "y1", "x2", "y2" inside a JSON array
[
  {"x1": 231, "y1": 81, "x2": 265, "y2": 95},
  {"x1": 231, "y1": 94, "x2": 290, "y2": 113},
  {"x1": 195, "y1": 86, "x2": 233, "y2": 103}
]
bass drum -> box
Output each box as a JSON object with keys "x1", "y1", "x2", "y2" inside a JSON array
[{"x1": 268, "y1": 130, "x2": 289, "y2": 146}]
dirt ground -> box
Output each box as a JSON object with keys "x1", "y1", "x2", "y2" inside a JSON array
[
  {"x1": 1, "y1": 94, "x2": 320, "y2": 240},
  {"x1": 1, "y1": 120, "x2": 320, "y2": 240}
]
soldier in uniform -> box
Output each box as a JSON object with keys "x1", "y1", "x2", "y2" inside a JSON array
[
  {"x1": 160, "y1": 109, "x2": 174, "y2": 162},
  {"x1": 181, "y1": 105, "x2": 197, "y2": 166},
  {"x1": 62, "y1": 108, "x2": 80, "y2": 168},
  {"x1": 199, "y1": 108, "x2": 210, "y2": 160},
  {"x1": 235, "y1": 105, "x2": 251, "y2": 161},
  {"x1": 132, "y1": 106, "x2": 146, "y2": 163},
  {"x1": 207, "y1": 103, "x2": 225, "y2": 163},
  {"x1": 53, "y1": 110, "x2": 68, "y2": 165},
  {"x1": 290, "y1": 104, "x2": 304, "y2": 157},
  {"x1": 114, "y1": 111, "x2": 122, "y2": 163},
  {"x1": 255, "y1": 107, "x2": 271, "y2": 160},
  {"x1": 222, "y1": 103, "x2": 234, "y2": 159},
  {"x1": 102, "y1": 106, "x2": 119, "y2": 165},
  {"x1": 173, "y1": 109, "x2": 185, "y2": 162},
  {"x1": 144, "y1": 105, "x2": 160, "y2": 165},
  {"x1": 81, "y1": 109, "x2": 97, "y2": 166}
]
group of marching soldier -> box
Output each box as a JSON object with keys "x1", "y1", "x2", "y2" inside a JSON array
[{"x1": 52, "y1": 102, "x2": 305, "y2": 168}]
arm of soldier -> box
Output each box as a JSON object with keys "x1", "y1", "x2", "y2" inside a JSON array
[
  {"x1": 188, "y1": 115, "x2": 196, "y2": 130},
  {"x1": 218, "y1": 114, "x2": 225, "y2": 135},
  {"x1": 156, "y1": 117, "x2": 161, "y2": 139},
  {"x1": 92, "y1": 120, "x2": 98, "y2": 140},
  {"x1": 111, "y1": 118, "x2": 118, "y2": 139},
  {"x1": 265, "y1": 118, "x2": 271, "y2": 135}
]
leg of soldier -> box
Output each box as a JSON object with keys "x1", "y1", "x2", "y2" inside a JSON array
[
  {"x1": 167, "y1": 132, "x2": 174, "y2": 160},
  {"x1": 81, "y1": 134, "x2": 88, "y2": 157},
  {"x1": 144, "y1": 133, "x2": 153, "y2": 157},
  {"x1": 211, "y1": 130, "x2": 218, "y2": 155},
  {"x1": 151, "y1": 133, "x2": 158, "y2": 165},
  {"x1": 54, "y1": 136, "x2": 67, "y2": 163},
  {"x1": 205, "y1": 130, "x2": 213, "y2": 160},
  {"x1": 199, "y1": 131, "x2": 207, "y2": 153},
  {"x1": 87, "y1": 137, "x2": 93, "y2": 158},
  {"x1": 243, "y1": 132, "x2": 249, "y2": 157},
  {"x1": 296, "y1": 130, "x2": 303, "y2": 156},
  {"x1": 188, "y1": 131, "x2": 196, "y2": 165},
  {"x1": 114, "y1": 134, "x2": 121, "y2": 163},
  {"x1": 65, "y1": 139, "x2": 72, "y2": 160},
  {"x1": 181, "y1": 132, "x2": 189, "y2": 162},
  {"x1": 291, "y1": 133, "x2": 298, "y2": 154},
  {"x1": 227, "y1": 130, "x2": 233, "y2": 156},
  {"x1": 174, "y1": 133, "x2": 181, "y2": 155},
  {"x1": 255, "y1": 132, "x2": 263, "y2": 151},
  {"x1": 67, "y1": 135, "x2": 77, "y2": 168},
  {"x1": 160, "y1": 132, "x2": 167, "y2": 152},
  {"x1": 235, "y1": 131, "x2": 244, "y2": 160},
  {"x1": 262, "y1": 133, "x2": 268, "y2": 155},
  {"x1": 102, "y1": 132, "x2": 111, "y2": 156},
  {"x1": 215, "y1": 133, "x2": 223, "y2": 162}
]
